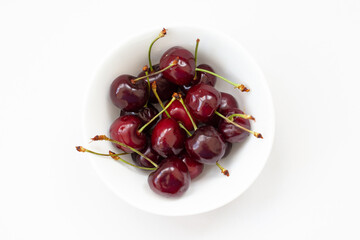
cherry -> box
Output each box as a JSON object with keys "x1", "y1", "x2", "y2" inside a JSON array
[
  {"x1": 110, "y1": 74, "x2": 148, "y2": 112},
  {"x1": 207, "y1": 92, "x2": 239, "y2": 127},
  {"x1": 185, "y1": 125, "x2": 226, "y2": 164},
  {"x1": 179, "y1": 150, "x2": 204, "y2": 180},
  {"x1": 222, "y1": 142, "x2": 233, "y2": 159},
  {"x1": 131, "y1": 141, "x2": 162, "y2": 168},
  {"x1": 137, "y1": 104, "x2": 159, "y2": 130},
  {"x1": 161, "y1": 99, "x2": 195, "y2": 131},
  {"x1": 148, "y1": 156, "x2": 191, "y2": 197},
  {"x1": 219, "y1": 92, "x2": 239, "y2": 114},
  {"x1": 159, "y1": 46, "x2": 195, "y2": 85},
  {"x1": 218, "y1": 108, "x2": 251, "y2": 143},
  {"x1": 185, "y1": 83, "x2": 221, "y2": 122},
  {"x1": 109, "y1": 115, "x2": 146, "y2": 153},
  {"x1": 137, "y1": 64, "x2": 178, "y2": 103},
  {"x1": 180, "y1": 64, "x2": 217, "y2": 93},
  {"x1": 151, "y1": 118, "x2": 186, "y2": 158}
]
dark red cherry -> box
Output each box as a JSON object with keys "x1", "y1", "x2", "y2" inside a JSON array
[
  {"x1": 222, "y1": 142, "x2": 233, "y2": 159},
  {"x1": 161, "y1": 99, "x2": 195, "y2": 131},
  {"x1": 159, "y1": 46, "x2": 195, "y2": 85},
  {"x1": 110, "y1": 74, "x2": 148, "y2": 112},
  {"x1": 151, "y1": 118, "x2": 186, "y2": 158},
  {"x1": 180, "y1": 64, "x2": 217, "y2": 93},
  {"x1": 196, "y1": 64, "x2": 217, "y2": 86},
  {"x1": 109, "y1": 115, "x2": 146, "y2": 153},
  {"x1": 207, "y1": 92, "x2": 239, "y2": 127},
  {"x1": 179, "y1": 151, "x2": 204, "y2": 180},
  {"x1": 137, "y1": 104, "x2": 159, "y2": 131},
  {"x1": 185, "y1": 83, "x2": 221, "y2": 122},
  {"x1": 218, "y1": 92, "x2": 239, "y2": 114},
  {"x1": 137, "y1": 64, "x2": 178, "y2": 103},
  {"x1": 148, "y1": 156, "x2": 191, "y2": 197},
  {"x1": 185, "y1": 125, "x2": 226, "y2": 165},
  {"x1": 218, "y1": 108, "x2": 251, "y2": 143},
  {"x1": 131, "y1": 142, "x2": 162, "y2": 168}
]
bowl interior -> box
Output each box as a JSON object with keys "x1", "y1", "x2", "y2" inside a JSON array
[{"x1": 83, "y1": 26, "x2": 275, "y2": 216}]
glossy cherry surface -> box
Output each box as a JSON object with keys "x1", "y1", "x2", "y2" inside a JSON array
[
  {"x1": 151, "y1": 118, "x2": 186, "y2": 158},
  {"x1": 162, "y1": 99, "x2": 195, "y2": 131},
  {"x1": 185, "y1": 125, "x2": 226, "y2": 164},
  {"x1": 137, "y1": 104, "x2": 159, "y2": 130},
  {"x1": 148, "y1": 156, "x2": 191, "y2": 197},
  {"x1": 110, "y1": 74, "x2": 148, "y2": 112},
  {"x1": 218, "y1": 92, "x2": 239, "y2": 114},
  {"x1": 137, "y1": 64, "x2": 178, "y2": 103},
  {"x1": 180, "y1": 64, "x2": 217, "y2": 93},
  {"x1": 109, "y1": 115, "x2": 146, "y2": 153},
  {"x1": 179, "y1": 150, "x2": 204, "y2": 180},
  {"x1": 185, "y1": 83, "x2": 221, "y2": 122},
  {"x1": 207, "y1": 92, "x2": 239, "y2": 127},
  {"x1": 131, "y1": 142, "x2": 162, "y2": 168},
  {"x1": 218, "y1": 108, "x2": 251, "y2": 143},
  {"x1": 159, "y1": 46, "x2": 195, "y2": 85}
]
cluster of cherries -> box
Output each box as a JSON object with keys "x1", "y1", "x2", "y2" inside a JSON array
[{"x1": 76, "y1": 29, "x2": 263, "y2": 198}]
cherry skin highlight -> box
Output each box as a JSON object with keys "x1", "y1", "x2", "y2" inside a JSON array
[
  {"x1": 148, "y1": 156, "x2": 191, "y2": 197},
  {"x1": 109, "y1": 115, "x2": 146, "y2": 153},
  {"x1": 161, "y1": 99, "x2": 195, "y2": 131},
  {"x1": 185, "y1": 125, "x2": 226, "y2": 165},
  {"x1": 137, "y1": 64, "x2": 178, "y2": 103},
  {"x1": 185, "y1": 83, "x2": 221, "y2": 122},
  {"x1": 151, "y1": 118, "x2": 186, "y2": 158},
  {"x1": 218, "y1": 108, "x2": 251, "y2": 143},
  {"x1": 110, "y1": 74, "x2": 148, "y2": 112},
  {"x1": 159, "y1": 46, "x2": 195, "y2": 85},
  {"x1": 179, "y1": 150, "x2": 204, "y2": 180}
]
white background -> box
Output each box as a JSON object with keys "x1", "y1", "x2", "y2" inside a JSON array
[{"x1": 1, "y1": 0, "x2": 360, "y2": 239}]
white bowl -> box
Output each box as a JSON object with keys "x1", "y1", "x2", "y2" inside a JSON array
[{"x1": 83, "y1": 26, "x2": 275, "y2": 216}]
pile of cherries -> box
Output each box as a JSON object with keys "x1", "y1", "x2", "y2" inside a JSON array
[{"x1": 76, "y1": 29, "x2": 262, "y2": 198}]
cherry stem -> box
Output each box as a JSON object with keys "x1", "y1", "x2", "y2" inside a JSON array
[
  {"x1": 214, "y1": 111, "x2": 263, "y2": 138},
  {"x1": 228, "y1": 113, "x2": 255, "y2": 121},
  {"x1": 178, "y1": 122, "x2": 192, "y2": 137},
  {"x1": 151, "y1": 81, "x2": 171, "y2": 118},
  {"x1": 216, "y1": 162, "x2": 229, "y2": 177},
  {"x1": 195, "y1": 68, "x2": 250, "y2": 92},
  {"x1": 90, "y1": 135, "x2": 159, "y2": 168},
  {"x1": 109, "y1": 151, "x2": 157, "y2": 171},
  {"x1": 132, "y1": 57, "x2": 178, "y2": 83},
  {"x1": 76, "y1": 146, "x2": 156, "y2": 171},
  {"x1": 178, "y1": 96, "x2": 198, "y2": 131},
  {"x1": 148, "y1": 28, "x2": 167, "y2": 72},
  {"x1": 193, "y1": 38, "x2": 200, "y2": 80},
  {"x1": 76, "y1": 146, "x2": 128, "y2": 157},
  {"x1": 137, "y1": 96, "x2": 177, "y2": 133},
  {"x1": 145, "y1": 70, "x2": 151, "y2": 107}
]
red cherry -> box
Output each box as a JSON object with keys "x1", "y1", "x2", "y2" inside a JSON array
[
  {"x1": 179, "y1": 151, "x2": 204, "y2": 180},
  {"x1": 151, "y1": 118, "x2": 186, "y2": 158},
  {"x1": 185, "y1": 83, "x2": 221, "y2": 122},
  {"x1": 137, "y1": 64, "x2": 178, "y2": 103},
  {"x1": 159, "y1": 46, "x2": 195, "y2": 85},
  {"x1": 131, "y1": 142, "x2": 163, "y2": 168},
  {"x1": 218, "y1": 108, "x2": 251, "y2": 143},
  {"x1": 148, "y1": 156, "x2": 191, "y2": 197},
  {"x1": 109, "y1": 115, "x2": 146, "y2": 153},
  {"x1": 161, "y1": 99, "x2": 195, "y2": 131},
  {"x1": 180, "y1": 64, "x2": 217, "y2": 93},
  {"x1": 218, "y1": 92, "x2": 239, "y2": 114},
  {"x1": 110, "y1": 74, "x2": 148, "y2": 112},
  {"x1": 185, "y1": 125, "x2": 226, "y2": 165}
]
